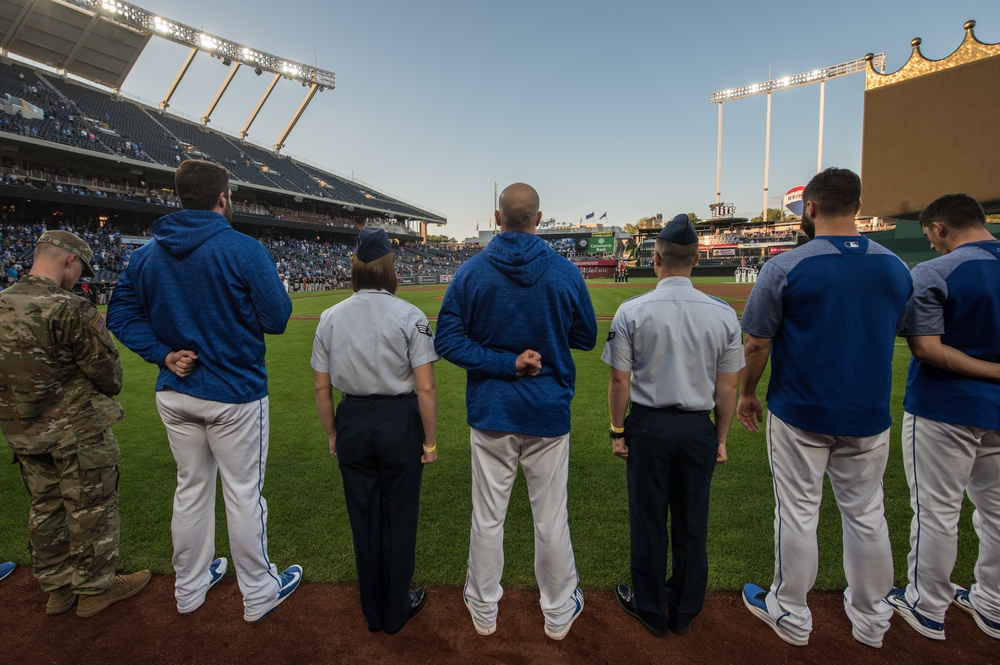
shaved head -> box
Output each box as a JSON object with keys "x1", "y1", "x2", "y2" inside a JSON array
[{"x1": 497, "y1": 183, "x2": 541, "y2": 231}]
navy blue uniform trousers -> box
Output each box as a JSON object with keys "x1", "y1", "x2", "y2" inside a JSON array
[
  {"x1": 626, "y1": 404, "x2": 717, "y2": 634},
  {"x1": 336, "y1": 394, "x2": 424, "y2": 633}
]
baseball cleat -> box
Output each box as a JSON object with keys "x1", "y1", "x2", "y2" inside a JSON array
[
  {"x1": 883, "y1": 587, "x2": 944, "y2": 640},
  {"x1": 844, "y1": 594, "x2": 882, "y2": 648},
  {"x1": 953, "y1": 587, "x2": 1000, "y2": 640},
  {"x1": 245, "y1": 564, "x2": 302, "y2": 623},
  {"x1": 179, "y1": 557, "x2": 228, "y2": 615},
  {"x1": 0, "y1": 561, "x2": 14, "y2": 582},
  {"x1": 742, "y1": 583, "x2": 808, "y2": 646},
  {"x1": 463, "y1": 594, "x2": 497, "y2": 635},
  {"x1": 544, "y1": 587, "x2": 584, "y2": 640}
]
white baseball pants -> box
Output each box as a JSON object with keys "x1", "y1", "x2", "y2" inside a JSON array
[
  {"x1": 465, "y1": 428, "x2": 580, "y2": 632},
  {"x1": 901, "y1": 412, "x2": 1000, "y2": 623},
  {"x1": 763, "y1": 413, "x2": 894, "y2": 645},
  {"x1": 156, "y1": 390, "x2": 281, "y2": 618}
]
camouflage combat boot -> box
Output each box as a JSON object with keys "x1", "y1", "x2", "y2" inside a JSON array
[
  {"x1": 76, "y1": 570, "x2": 151, "y2": 618},
  {"x1": 46, "y1": 586, "x2": 76, "y2": 615}
]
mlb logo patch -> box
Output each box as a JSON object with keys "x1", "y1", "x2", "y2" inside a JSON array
[{"x1": 844, "y1": 241, "x2": 859, "y2": 249}]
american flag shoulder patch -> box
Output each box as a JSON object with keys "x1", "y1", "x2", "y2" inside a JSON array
[{"x1": 91, "y1": 312, "x2": 107, "y2": 334}]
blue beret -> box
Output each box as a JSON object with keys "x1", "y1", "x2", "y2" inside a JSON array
[
  {"x1": 656, "y1": 214, "x2": 698, "y2": 245},
  {"x1": 356, "y1": 228, "x2": 392, "y2": 262}
]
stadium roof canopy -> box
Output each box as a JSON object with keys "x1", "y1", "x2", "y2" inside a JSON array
[
  {"x1": 0, "y1": 0, "x2": 151, "y2": 89},
  {"x1": 0, "y1": 0, "x2": 336, "y2": 150}
]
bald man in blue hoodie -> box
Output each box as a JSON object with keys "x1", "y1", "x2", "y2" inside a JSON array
[
  {"x1": 107, "y1": 160, "x2": 301, "y2": 623},
  {"x1": 435, "y1": 182, "x2": 597, "y2": 640}
]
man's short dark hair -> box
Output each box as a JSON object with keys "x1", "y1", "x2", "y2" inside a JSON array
[
  {"x1": 654, "y1": 238, "x2": 698, "y2": 270},
  {"x1": 175, "y1": 160, "x2": 230, "y2": 211},
  {"x1": 919, "y1": 193, "x2": 986, "y2": 231},
  {"x1": 802, "y1": 168, "x2": 862, "y2": 218}
]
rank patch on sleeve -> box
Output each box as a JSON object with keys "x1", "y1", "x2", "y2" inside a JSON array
[
  {"x1": 606, "y1": 331, "x2": 616, "y2": 341},
  {"x1": 91, "y1": 312, "x2": 107, "y2": 334},
  {"x1": 416, "y1": 323, "x2": 433, "y2": 337}
]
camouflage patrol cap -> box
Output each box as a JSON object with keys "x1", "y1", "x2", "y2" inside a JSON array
[{"x1": 37, "y1": 231, "x2": 96, "y2": 277}]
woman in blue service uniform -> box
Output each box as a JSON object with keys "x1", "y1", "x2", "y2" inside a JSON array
[{"x1": 311, "y1": 228, "x2": 439, "y2": 634}]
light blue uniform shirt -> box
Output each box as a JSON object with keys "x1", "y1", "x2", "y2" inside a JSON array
[
  {"x1": 311, "y1": 289, "x2": 438, "y2": 396},
  {"x1": 602, "y1": 276, "x2": 745, "y2": 411}
]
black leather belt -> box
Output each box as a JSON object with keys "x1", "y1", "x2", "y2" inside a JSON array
[
  {"x1": 630, "y1": 403, "x2": 710, "y2": 417},
  {"x1": 343, "y1": 392, "x2": 415, "y2": 401}
]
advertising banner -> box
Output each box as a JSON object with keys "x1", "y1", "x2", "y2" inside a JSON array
[
  {"x1": 586, "y1": 233, "x2": 616, "y2": 254},
  {"x1": 769, "y1": 246, "x2": 793, "y2": 255},
  {"x1": 399, "y1": 276, "x2": 415, "y2": 285},
  {"x1": 418, "y1": 275, "x2": 437, "y2": 285},
  {"x1": 713, "y1": 248, "x2": 736, "y2": 256},
  {"x1": 439, "y1": 274, "x2": 453, "y2": 283}
]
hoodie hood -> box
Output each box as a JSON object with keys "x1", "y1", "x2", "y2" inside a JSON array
[
  {"x1": 484, "y1": 232, "x2": 557, "y2": 287},
  {"x1": 152, "y1": 209, "x2": 232, "y2": 257}
]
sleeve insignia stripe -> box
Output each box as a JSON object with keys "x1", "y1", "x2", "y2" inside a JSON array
[
  {"x1": 606, "y1": 331, "x2": 616, "y2": 341},
  {"x1": 416, "y1": 323, "x2": 433, "y2": 337},
  {"x1": 91, "y1": 312, "x2": 107, "y2": 333}
]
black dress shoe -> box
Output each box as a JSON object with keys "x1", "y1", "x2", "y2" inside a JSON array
[
  {"x1": 667, "y1": 605, "x2": 692, "y2": 635},
  {"x1": 386, "y1": 587, "x2": 427, "y2": 635},
  {"x1": 407, "y1": 587, "x2": 427, "y2": 620},
  {"x1": 614, "y1": 584, "x2": 666, "y2": 638}
]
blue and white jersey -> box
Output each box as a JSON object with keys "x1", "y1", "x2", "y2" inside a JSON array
[
  {"x1": 741, "y1": 236, "x2": 912, "y2": 436},
  {"x1": 902, "y1": 240, "x2": 1000, "y2": 429}
]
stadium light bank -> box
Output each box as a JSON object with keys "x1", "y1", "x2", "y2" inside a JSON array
[
  {"x1": 709, "y1": 54, "x2": 885, "y2": 218},
  {"x1": 66, "y1": 0, "x2": 335, "y2": 151}
]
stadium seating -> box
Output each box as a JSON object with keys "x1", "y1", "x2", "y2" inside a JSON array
[{"x1": 0, "y1": 60, "x2": 440, "y2": 224}]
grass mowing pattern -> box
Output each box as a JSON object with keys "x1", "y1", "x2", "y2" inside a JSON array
[{"x1": 0, "y1": 280, "x2": 979, "y2": 590}]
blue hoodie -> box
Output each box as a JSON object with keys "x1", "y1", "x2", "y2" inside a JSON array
[
  {"x1": 107, "y1": 209, "x2": 291, "y2": 403},
  {"x1": 435, "y1": 232, "x2": 597, "y2": 436}
]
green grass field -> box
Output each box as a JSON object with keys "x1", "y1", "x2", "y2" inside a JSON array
[{"x1": 0, "y1": 278, "x2": 981, "y2": 591}]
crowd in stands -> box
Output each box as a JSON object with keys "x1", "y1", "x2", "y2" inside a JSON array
[
  {"x1": 1, "y1": 217, "x2": 485, "y2": 298},
  {"x1": 700, "y1": 231, "x2": 798, "y2": 245},
  {"x1": 0, "y1": 61, "x2": 440, "y2": 225}
]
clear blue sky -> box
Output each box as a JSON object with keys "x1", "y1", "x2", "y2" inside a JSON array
[{"x1": 120, "y1": 0, "x2": 1000, "y2": 239}]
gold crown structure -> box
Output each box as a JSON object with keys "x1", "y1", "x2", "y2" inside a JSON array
[{"x1": 865, "y1": 20, "x2": 1000, "y2": 90}]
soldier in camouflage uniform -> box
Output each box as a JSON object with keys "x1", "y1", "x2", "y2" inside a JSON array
[{"x1": 0, "y1": 230, "x2": 150, "y2": 617}]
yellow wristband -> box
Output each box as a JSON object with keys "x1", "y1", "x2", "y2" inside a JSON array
[
  {"x1": 610, "y1": 424, "x2": 625, "y2": 433},
  {"x1": 422, "y1": 443, "x2": 437, "y2": 453}
]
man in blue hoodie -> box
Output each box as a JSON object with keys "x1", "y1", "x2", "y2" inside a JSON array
[
  {"x1": 435, "y1": 182, "x2": 597, "y2": 640},
  {"x1": 107, "y1": 160, "x2": 301, "y2": 623}
]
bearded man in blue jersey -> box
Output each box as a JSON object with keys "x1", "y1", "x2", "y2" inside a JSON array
[{"x1": 737, "y1": 168, "x2": 912, "y2": 649}]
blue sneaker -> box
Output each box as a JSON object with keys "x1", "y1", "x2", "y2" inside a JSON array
[
  {"x1": 179, "y1": 557, "x2": 228, "y2": 615},
  {"x1": 883, "y1": 587, "x2": 944, "y2": 640},
  {"x1": 245, "y1": 565, "x2": 302, "y2": 623},
  {"x1": 0, "y1": 562, "x2": 14, "y2": 582},
  {"x1": 742, "y1": 583, "x2": 808, "y2": 646},
  {"x1": 544, "y1": 587, "x2": 584, "y2": 640},
  {"x1": 953, "y1": 587, "x2": 1000, "y2": 640},
  {"x1": 207, "y1": 558, "x2": 227, "y2": 589}
]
